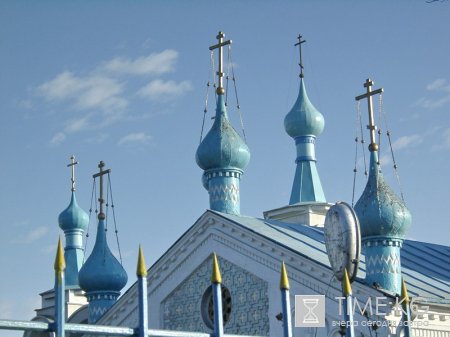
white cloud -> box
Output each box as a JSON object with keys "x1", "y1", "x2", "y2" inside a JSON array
[
  {"x1": 102, "y1": 49, "x2": 178, "y2": 76},
  {"x1": 20, "y1": 226, "x2": 49, "y2": 244},
  {"x1": 85, "y1": 133, "x2": 109, "y2": 144},
  {"x1": 65, "y1": 115, "x2": 91, "y2": 133},
  {"x1": 37, "y1": 71, "x2": 127, "y2": 113},
  {"x1": 49, "y1": 132, "x2": 66, "y2": 146},
  {"x1": 118, "y1": 132, "x2": 153, "y2": 146},
  {"x1": 432, "y1": 128, "x2": 450, "y2": 151},
  {"x1": 137, "y1": 79, "x2": 192, "y2": 100},
  {"x1": 426, "y1": 78, "x2": 450, "y2": 92},
  {"x1": 392, "y1": 135, "x2": 423, "y2": 151},
  {"x1": 417, "y1": 78, "x2": 450, "y2": 109}
]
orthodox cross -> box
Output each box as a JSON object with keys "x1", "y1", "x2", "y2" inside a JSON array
[
  {"x1": 295, "y1": 34, "x2": 306, "y2": 78},
  {"x1": 93, "y1": 161, "x2": 111, "y2": 220},
  {"x1": 355, "y1": 79, "x2": 384, "y2": 152},
  {"x1": 67, "y1": 155, "x2": 78, "y2": 192},
  {"x1": 209, "y1": 31, "x2": 232, "y2": 95}
]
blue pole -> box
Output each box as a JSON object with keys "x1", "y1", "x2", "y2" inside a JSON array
[
  {"x1": 137, "y1": 246, "x2": 148, "y2": 337},
  {"x1": 342, "y1": 269, "x2": 354, "y2": 337},
  {"x1": 401, "y1": 279, "x2": 411, "y2": 337},
  {"x1": 54, "y1": 238, "x2": 65, "y2": 337},
  {"x1": 211, "y1": 253, "x2": 224, "y2": 337},
  {"x1": 280, "y1": 262, "x2": 292, "y2": 337}
]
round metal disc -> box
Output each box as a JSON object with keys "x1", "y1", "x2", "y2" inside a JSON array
[{"x1": 324, "y1": 202, "x2": 361, "y2": 282}]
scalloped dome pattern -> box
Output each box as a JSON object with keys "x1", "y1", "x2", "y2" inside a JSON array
[
  {"x1": 354, "y1": 152, "x2": 411, "y2": 239},
  {"x1": 79, "y1": 220, "x2": 128, "y2": 293},
  {"x1": 196, "y1": 95, "x2": 250, "y2": 172}
]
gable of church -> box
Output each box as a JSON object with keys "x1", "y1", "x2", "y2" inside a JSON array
[{"x1": 161, "y1": 255, "x2": 269, "y2": 335}]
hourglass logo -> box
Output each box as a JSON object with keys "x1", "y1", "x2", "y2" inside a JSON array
[{"x1": 295, "y1": 295, "x2": 325, "y2": 327}]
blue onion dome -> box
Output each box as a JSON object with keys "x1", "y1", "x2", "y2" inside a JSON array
[
  {"x1": 79, "y1": 219, "x2": 128, "y2": 293},
  {"x1": 58, "y1": 192, "x2": 89, "y2": 232},
  {"x1": 284, "y1": 79, "x2": 325, "y2": 138},
  {"x1": 196, "y1": 95, "x2": 250, "y2": 171},
  {"x1": 354, "y1": 151, "x2": 411, "y2": 239}
]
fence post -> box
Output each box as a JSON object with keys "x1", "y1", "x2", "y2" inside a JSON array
[
  {"x1": 280, "y1": 262, "x2": 292, "y2": 337},
  {"x1": 211, "y1": 253, "x2": 224, "y2": 337},
  {"x1": 54, "y1": 238, "x2": 65, "y2": 337},
  {"x1": 342, "y1": 269, "x2": 355, "y2": 337},
  {"x1": 401, "y1": 278, "x2": 411, "y2": 337},
  {"x1": 137, "y1": 245, "x2": 149, "y2": 337}
]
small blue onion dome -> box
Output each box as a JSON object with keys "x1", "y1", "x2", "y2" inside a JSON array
[
  {"x1": 284, "y1": 79, "x2": 325, "y2": 138},
  {"x1": 354, "y1": 151, "x2": 412, "y2": 239},
  {"x1": 58, "y1": 192, "x2": 89, "y2": 232},
  {"x1": 196, "y1": 95, "x2": 250, "y2": 171},
  {"x1": 79, "y1": 219, "x2": 128, "y2": 293}
]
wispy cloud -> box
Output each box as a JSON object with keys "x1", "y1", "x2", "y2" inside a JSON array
[
  {"x1": 391, "y1": 134, "x2": 423, "y2": 151},
  {"x1": 101, "y1": 50, "x2": 178, "y2": 76},
  {"x1": 137, "y1": 79, "x2": 192, "y2": 100},
  {"x1": 17, "y1": 226, "x2": 49, "y2": 244},
  {"x1": 118, "y1": 132, "x2": 153, "y2": 146},
  {"x1": 38, "y1": 71, "x2": 127, "y2": 112},
  {"x1": 416, "y1": 78, "x2": 450, "y2": 109},
  {"x1": 49, "y1": 132, "x2": 66, "y2": 146},
  {"x1": 432, "y1": 127, "x2": 450, "y2": 151},
  {"x1": 37, "y1": 49, "x2": 189, "y2": 144}
]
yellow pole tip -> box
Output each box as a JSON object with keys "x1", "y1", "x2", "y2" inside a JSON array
[
  {"x1": 342, "y1": 268, "x2": 352, "y2": 296},
  {"x1": 401, "y1": 278, "x2": 410, "y2": 304},
  {"x1": 136, "y1": 245, "x2": 147, "y2": 277},
  {"x1": 211, "y1": 253, "x2": 222, "y2": 284},
  {"x1": 54, "y1": 238, "x2": 66, "y2": 272},
  {"x1": 280, "y1": 261, "x2": 290, "y2": 290}
]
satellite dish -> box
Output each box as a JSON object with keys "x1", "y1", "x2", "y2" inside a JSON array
[{"x1": 324, "y1": 202, "x2": 361, "y2": 282}]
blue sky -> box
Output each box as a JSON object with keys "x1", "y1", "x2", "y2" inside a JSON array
[{"x1": 0, "y1": 1, "x2": 449, "y2": 331}]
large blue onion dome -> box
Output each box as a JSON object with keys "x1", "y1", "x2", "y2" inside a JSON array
[
  {"x1": 79, "y1": 219, "x2": 128, "y2": 293},
  {"x1": 58, "y1": 192, "x2": 89, "y2": 232},
  {"x1": 354, "y1": 151, "x2": 411, "y2": 239},
  {"x1": 196, "y1": 95, "x2": 250, "y2": 171},
  {"x1": 284, "y1": 79, "x2": 324, "y2": 138}
]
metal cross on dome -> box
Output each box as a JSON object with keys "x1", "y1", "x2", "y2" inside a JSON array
[
  {"x1": 295, "y1": 34, "x2": 306, "y2": 78},
  {"x1": 355, "y1": 78, "x2": 384, "y2": 152},
  {"x1": 209, "y1": 31, "x2": 232, "y2": 95},
  {"x1": 93, "y1": 160, "x2": 111, "y2": 220},
  {"x1": 67, "y1": 155, "x2": 78, "y2": 192}
]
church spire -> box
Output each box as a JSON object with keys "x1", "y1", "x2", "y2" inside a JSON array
[
  {"x1": 196, "y1": 31, "x2": 250, "y2": 215},
  {"x1": 284, "y1": 35, "x2": 325, "y2": 204},
  {"x1": 58, "y1": 155, "x2": 89, "y2": 288},
  {"x1": 79, "y1": 161, "x2": 128, "y2": 323},
  {"x1": 354, "y1": 79, "x2": 411, "y2": 294}
]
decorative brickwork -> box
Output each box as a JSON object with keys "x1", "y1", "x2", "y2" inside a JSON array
[{"x1": 161, "y1": 255, "x2": 269, "y2": 336}]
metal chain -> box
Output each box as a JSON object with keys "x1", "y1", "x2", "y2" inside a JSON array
[
  {"x1": 352, "y1": 101, "x2": 360, "y2": 207},
  {"x1": 379, "y1": 94, "x2": 405, "y2": 203},
  {"x1": 107, "y1": 173, "x2": 123, "y2": 265},
  {"x1": 200, "y1": 51, "x2": 215, "y2": 144},
  {"x1": 357, "y1": 100, "x2": 368, "y2": 178},
  {"x1": 228, "y1": 45, "x2": 247, "y2": 143},
  {"x1": 84, "y1": 178, "x2": 97, "y2": 262}
]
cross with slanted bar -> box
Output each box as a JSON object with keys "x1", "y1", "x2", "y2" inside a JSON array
[
  {"x1": 209, "y1": 31, "x2": 232, "y2": 95},
  {"x1": 67, "y1": 155, "x2": 78, "y2": 192},
  {"x1": 295, "y1": 34, "x2": 306, "y2": 78},
  {"x1": 93, "y1": 161, "x2": 111, "y2": 220},
  {"x1": 355, "y1": 78, "x2": 383, "y2": 152}
]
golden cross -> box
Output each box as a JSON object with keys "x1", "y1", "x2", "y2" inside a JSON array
[
  {"x1": 209, "y1": 31, "x2": 232, "y2": 95},
  {"x1": 93, "y1": 161, "x2": 111, "y2": 220},
  {"x1": 67, "y1": 155, "x2": 78, "y2": 192},
  {"x1": 355, "y1": 79, "x2": 384, "y2": 152},
  {"x1": 295, "y1": 34, "x2": 306, "y2": 78}
]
